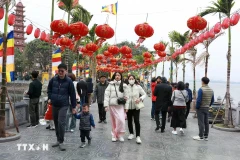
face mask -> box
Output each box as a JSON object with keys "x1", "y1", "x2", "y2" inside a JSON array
[{"x1": 129, "y1": 80, "x2": 135, "y2": 85}]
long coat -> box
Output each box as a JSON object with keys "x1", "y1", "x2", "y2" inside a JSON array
[{"x1": 153, "y1": 83, "x2": 172, "y2": 112}]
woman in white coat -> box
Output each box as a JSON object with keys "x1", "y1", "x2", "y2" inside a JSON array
[
  {"x1": 104, "y1": 72, "x2": 129, "y2": 142},
  {"x1": 127, "y1": 75, "x2": 146, "y2": 144}
]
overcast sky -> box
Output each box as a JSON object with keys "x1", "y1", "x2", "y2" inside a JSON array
[{"x1": 1, "y1": 0, "x2": 240, "y2": 82}]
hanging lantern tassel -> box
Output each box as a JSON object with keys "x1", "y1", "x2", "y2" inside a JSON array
[
  {"x1": 95, "y1": 38, "x2": 106, "y2": 47},
  {"x1": 135, "y1": 37, "x2": 145, "y2": 48}
]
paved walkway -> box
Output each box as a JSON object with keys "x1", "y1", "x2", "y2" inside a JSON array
[{"x1": 0, "y1": 98, "x2": 239, "y2": 160}]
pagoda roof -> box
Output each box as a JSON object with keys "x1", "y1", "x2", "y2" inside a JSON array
[{"x1": 16, "y1": 2, "x2": 25, "y2": 8}]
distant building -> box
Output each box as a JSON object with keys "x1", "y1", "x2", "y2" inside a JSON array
[{"x1": 14, "y1": 1, "x2": 25, "y2": 52}]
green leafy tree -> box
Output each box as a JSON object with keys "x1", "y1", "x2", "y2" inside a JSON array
[
  {"x1": 168, "y1": 30, "x2": 190, "y2": 83},
  {"x1": 24, "y1": 39, "x2": 56, "y2": 71},
  {"x1": 14, "y1": 48, "x2": 26, "y2": 73},
  {"x1": 199, "y1": 0, "x2": 235, "y2": 126}
]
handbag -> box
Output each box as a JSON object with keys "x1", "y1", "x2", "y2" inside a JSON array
[
  {"x1": 114, "y1": 84, "x2": 126, "y2": 105},
  {"x1": 135, "y1": 100, "x2": 144, "y2": 110}
]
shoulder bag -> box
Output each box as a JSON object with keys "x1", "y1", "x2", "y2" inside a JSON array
[{"x1": 114, "y1": 84, "x2": 126, "y2": 105}]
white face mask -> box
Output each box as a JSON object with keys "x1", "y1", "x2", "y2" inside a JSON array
[{"x1": 129, "y1": 80, "x2": 135, "y2": 85}]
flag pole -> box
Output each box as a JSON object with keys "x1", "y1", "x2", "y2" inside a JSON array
[{"x1": 114, "y1": 1, "x2": 118, "y2": 44}]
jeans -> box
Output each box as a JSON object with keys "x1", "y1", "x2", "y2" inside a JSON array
[
  {"x1": 65, "y1": 107, "x2": 76, "y2": 131},
  {"x1": 185, "y1": 101, "x2": 191, "y2": 119},
  {"x1": 80, "y1": 96, "x2": 86, "y2": 111},
  {"x1": 80, "y1": 130, "x2": 91, "y2": 142},
  {"x1": 127, "y1": 109, "x2": 140, "y2": 137},
  {"x1": 98, "y1": 103, "x2": 106, "y2": 121},
  {"x1": 155, "y1": 110, "x2": 167, "y2": 130},
  {"x1": 29, "y1": 98, "x2": 40, "y2": 126},
  {"x1": 197, "y1": 108, "x2": 209, "y2": 138},
  {"x1": 151, "y1": 101, "x2": 155, "y2": 119},
  {"x1": 52, "y1": 106, "x2": 68, "y2": 143}
]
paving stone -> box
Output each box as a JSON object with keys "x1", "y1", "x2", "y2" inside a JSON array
[{"x1": 0, "y1": 98, "x2": 239, "y2": 160}]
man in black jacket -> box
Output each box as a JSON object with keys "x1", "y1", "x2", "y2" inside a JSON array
[
  {"x1": 26, "y1": 71, "x2": 42, "y2": 128},
  {"x1": 77, "y1": 76, "x2": 88, "y2": 110},
  {"x1": 154, "y1": 77, "x2": 172, "y2": 133},
  {"x1": 93, "y1": 74, "x2": 108, "y2": 123},
  {"x1": 48, "y1": 63, "x2": 76, "y2": 151}
]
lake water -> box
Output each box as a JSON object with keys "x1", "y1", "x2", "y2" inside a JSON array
[{"x1": 188, "y1": 81, "x2": 240, "y2": 105}]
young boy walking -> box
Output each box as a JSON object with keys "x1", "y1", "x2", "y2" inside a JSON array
[{"x1": 75, "y1": 104, "x2": 95, "y2": 148}]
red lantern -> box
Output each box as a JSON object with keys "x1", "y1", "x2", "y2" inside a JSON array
[
  {"x1": 125, "y1": 54, "x2": 132, "y2": 59},
  {"x1": 60, "y1": 37, "x2": 71, "y2": 47},
  {"x1": 56, "y1": 38, "x2": 60, "y2": 46},
  {"x1": 53, "y1": 32, "x2": 61, "y2": 39},
  {"x1": 221, "y1": 18, "x2": 230, "y2": 29},
  {"x1": 95, "y1": 24, "x2": 114, "y2": 39},
  {"x1": 102, "y1": 59, "x2": 107, "y2": 64},
  {"x1": 69, "y1": 22, "x2": 89, "y2": 37},
  {"x1": 45, "y1": 33, "x2": 50, "y2": 42},
  {"x1": 154, "y1": 42, "x2": 166, "y2": 51},
  {"x1": 187, "y1": 16, "x2": 207, "y2": 32},
  {"x1": 145, "y1": 58, "x2": 152, "y2": 63},
  {"x1": 25, "y1": 24, "x2": 33, "y2": 35},
  {"x1": 119, "y1": 46, "x2": 132, "y2": 55},
  {"x1": 40, "y1": 31, "x2": 47, "y2": 41},
  {"x1": 50, "y1": 20, "x2": 69, "y2": 35},
  {"x1": 157, "y1": 51, "x2": 166, "y2": 57},
  {"x1": 108, "y1": 45, "x2": 119, "y2": 55},
  {"x1": 230, "y1": 13, "x2": 240, "y2": 26},
  {"x1": 8, "y1": 13, "x2": 15, "y2": 26},
  {"x1": 34, "y1": 28, "x2": 40, "y2": 38},
  {"x1": 143, "y1": 52, "x2": 152, "y2": 58},
  {"x1": 209, "y1": 29, "x2": 215, "y2": 39},
  {"x1": 0, "y1": 7, "x2": 4, "y2": 20},
  {"x1": 96, "y1": 54, "x2": 104, "y2": 60},
  {"x1": 86, "y1": 43, "x2": 98, "y2": 52},
  {"x1": 80, "y1": 47, "x2": 88, "y2": 53},
  {"x1": 103, "y1": 51, "x2": 111, "y2": 57},
  {"x1": 135, "y1": 23, "x2": 154, "y2": 38},
  {"x1": 134, "y1": 23, "x2": 154, "y2": 45},
  {"x1": 214, "y1": 22, "x2": 221, "y2": 34},
  {"x1": 203, "y1": 31, "x2": 209, "y2": 40}
]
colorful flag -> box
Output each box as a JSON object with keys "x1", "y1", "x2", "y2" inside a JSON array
[
  {"x1": 101, "y1": 2, "x2": 118, "y2": 15},
  {"x1": 52, "y1": 48, "x2": 62, "y2": 75},
  {"x1": 0, "y1": 31, "x2": 15, "y2": 82},
  {"x1": 72, "y1": 60, "x2": 77, "y2": 75}
]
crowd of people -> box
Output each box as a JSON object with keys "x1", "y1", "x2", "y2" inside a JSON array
[{"x1": 25, "y1": 63, "x2": 214, "y2": 151}]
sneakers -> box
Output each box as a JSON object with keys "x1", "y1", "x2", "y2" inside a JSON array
[
  {"x1": 52, "y1": 142, "x2": 60, "y2": 147},
  {"x1": 103, "y1": 120, "x2": 107, "y2": 124},
  {"x1": 70, "y1": 129, "x2": 74, "y2": 133},
  {"x1": 79, "y1": 142, "x2": 86, "y2": 148},
  {"x1": 136, "y1": 136, "x2": 142, "y2": 144},
  {"x1": 50, "y1": 127, "x2": 55, "y2": 130},
  {"x1": 112, "y1": 137, "x2": 117, "y2": 142},
  {"x1": 128, "y1": 134, "x2": 134, "y2": 140},
  {"x1": 193, "y1": 136, "x2": 204, "y2": 141},
  {"x1": 179, "y1": 128, "x2": 184, "y2": 134},
  {"x1": 119, "y1": 137, "x2": 124, "y2": 142},
  {"x1": 27, "y1": 124, "x2": 37, "y2": 128},
  {"x1": 98, "y1": 120, "x2": 102, "y2": 123},
  {"x1": 172, "y1": 130, "x2": 177, "y2": 135},
  {"x1": 204, "y1": 137, "x2": 208, "y2": 141}
]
